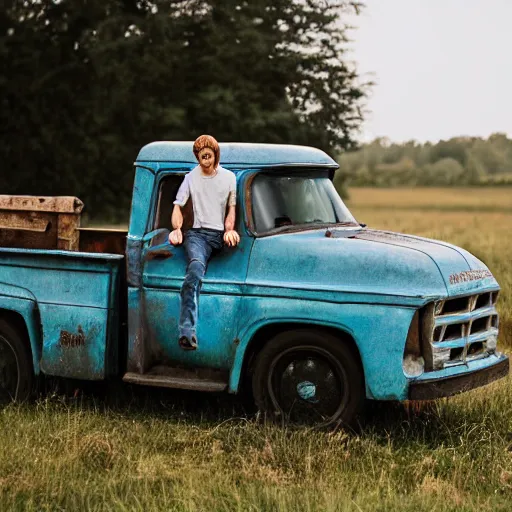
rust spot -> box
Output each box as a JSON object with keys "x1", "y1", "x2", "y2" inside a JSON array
[
  {"x1": 59, "y1": 326, "x2": 86, "y2": 347},
  {"x1": 325, "y1": 229, "x2": 332, "y2": 238},
  {"x1": 233, "y1": 338, "x2": 240, "y2": 346},
  {"x1": 0, "y1": 195, "x2": 83, "y2": 213}
]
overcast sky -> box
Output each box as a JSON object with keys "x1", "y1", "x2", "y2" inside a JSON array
[{"x1": 349, "y1": 0, "x2": 512, "y2": 143}]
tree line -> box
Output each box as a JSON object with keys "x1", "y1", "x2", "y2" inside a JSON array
[
  {"x1": 338, "y1": 134, "x2": 512, "y2": 187},
  {"x1": 0, "y1": 0, "x2": 365, "y2": 220}
]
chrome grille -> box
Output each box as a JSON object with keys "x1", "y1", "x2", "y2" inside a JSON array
[{"x1": 426, "y1": 291, "x2": 499, "y2": 370}]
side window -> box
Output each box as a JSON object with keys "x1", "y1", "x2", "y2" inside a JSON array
[{"x1": 153, "y1": 175, "x2": 194, "y2": 235}]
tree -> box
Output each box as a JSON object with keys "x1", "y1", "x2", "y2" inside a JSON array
[
  {"x1": 0, "y1": 0, "x2": 366, "y2": 219},
  {"x1": 340, "y1": 134, "x2": 512, "y2": 188},
  {"x1": 421, "y1": 158, "x2": 465, "y2": 186}
]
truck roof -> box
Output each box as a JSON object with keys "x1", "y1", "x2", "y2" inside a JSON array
[{"x1": 136, "y1": 142, "x2": 338, "y2": 170}]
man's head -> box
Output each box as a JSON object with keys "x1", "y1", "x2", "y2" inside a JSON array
[{"x1": 193, "y1": 135, "x2": 220, "y2": 173}]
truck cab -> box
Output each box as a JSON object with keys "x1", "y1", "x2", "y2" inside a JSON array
[{"x1": 0, "y1": 142, "x2": 508, "y2": 428}]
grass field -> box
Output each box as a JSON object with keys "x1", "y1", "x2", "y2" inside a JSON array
[{"x1": 2, "y1": 188, "x2": 512, "y2": 511}]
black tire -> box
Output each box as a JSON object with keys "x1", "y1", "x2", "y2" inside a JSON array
[
  {"x1": 0, "y1": 319, "x2": 34, "y2": 403},
  {"x1": 252, "y1": 329, "x2": 365, "y2": 428}
]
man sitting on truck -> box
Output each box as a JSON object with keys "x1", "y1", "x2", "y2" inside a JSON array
[{"x1": 169, "y1": 135, "x2": 240, "y2": 350}]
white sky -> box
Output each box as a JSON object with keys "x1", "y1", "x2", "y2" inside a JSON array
[{"x1": 349, "y1": 0, "x2": 512, "y2": 143}]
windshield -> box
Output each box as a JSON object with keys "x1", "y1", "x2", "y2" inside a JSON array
[{"x1": 251, "y1": 171, "x2": 358, "y2": 234}]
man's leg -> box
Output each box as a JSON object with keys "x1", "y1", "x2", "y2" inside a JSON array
[{"x1": 178, "y1": 230, "x2": 213, "y2": 348}]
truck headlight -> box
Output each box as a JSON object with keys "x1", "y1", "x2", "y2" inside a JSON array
[{"x1": 403, "y1": 310, "x2": 425, "y2": 377}]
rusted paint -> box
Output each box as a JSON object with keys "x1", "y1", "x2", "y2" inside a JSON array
[
  {"x1": 449, "y1": 270, "x2": 493, "y2": 285},
  {"x1": 59, "y1": 326, "x2": 86, "y2": 347},
  {"x1": 41, "y1": 322, "x2": 105, "y2": 380},
  {"x1": 0, "y1": 142, "x2": 506, "y2": 409},
  {"x1": 0, "y1": 195, "x2": 84, "y2": 214},
  {"x1": 0, "y1": 211, "x2": 50, "y2": 232},
  {"x1": 0, "y1": 212, "x2": 58, "y2": 249},
  {"x1": 57, "y1": 213, "x2": 80, "y2": 251},
  {"x1": 0, "y1": 195, "x2": 82, "y2": 251}
]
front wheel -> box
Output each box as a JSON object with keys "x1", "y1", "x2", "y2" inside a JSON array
[
  {"x1": 252, "y1": 330, "x2": 365, "y2": 428},
  {"x1": 0, "y1": 319, "x2": 34, "y2": 404}
]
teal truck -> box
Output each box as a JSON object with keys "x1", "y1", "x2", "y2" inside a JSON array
[{"x1": 0, "y1": 142, "x2": 508, "y2": 427}]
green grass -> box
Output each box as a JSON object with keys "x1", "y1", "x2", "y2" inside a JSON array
[
  {"x1": 2, "y1": 187, "x2": 512, "y2": 511},
  {"x1": 2, "y1": 381, "x2": 512, "y2": 511}
]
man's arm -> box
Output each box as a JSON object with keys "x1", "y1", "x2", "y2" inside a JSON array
[
  {"x1": 224, "y1": 204, "x2": 236, "y2": 232},
  {"x1": 169, "y1": 175, "x2": 190, "y2": 246},
  {"x1": 169, "y1": 204, "x2": 184, "y2": 245},
  {"x1": 224, "y1": 204, "x2": 240, "y2": 247}
]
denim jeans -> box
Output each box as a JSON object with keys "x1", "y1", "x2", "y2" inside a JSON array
[{"x1": 179, "y1": 228, "x2": 224, "y2": 340}]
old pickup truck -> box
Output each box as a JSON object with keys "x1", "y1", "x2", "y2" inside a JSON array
[{"x1": 0, "y1": 142, "x2": 508, "y2": 427}]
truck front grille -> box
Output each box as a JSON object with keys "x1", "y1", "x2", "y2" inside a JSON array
[{"x1": 424, "y1": 291, "x2": 499, "y2": 370}]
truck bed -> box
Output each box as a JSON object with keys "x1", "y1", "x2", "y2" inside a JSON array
[{"x1": 0, "y1": 247, "x2": 125, "y2": 379}]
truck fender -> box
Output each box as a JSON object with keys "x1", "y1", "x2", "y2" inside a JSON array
[
  {"x1": 229, "y1": 302, "x2": 416, "y2": 401},
  {"x1": 229, "y1": 317, "x2": 364, "y2": 394},
  {"x1": 0, "y1": 281, "x2": 42, "y2": 375}
]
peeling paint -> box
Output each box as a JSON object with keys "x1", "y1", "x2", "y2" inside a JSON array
[{"x1": 59, "y1": 326, "x2": 86, "y2": 347}]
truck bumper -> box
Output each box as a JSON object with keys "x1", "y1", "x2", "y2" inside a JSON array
[{"x1": 408, "y1": 354, "x2": 509, "y2": 400}]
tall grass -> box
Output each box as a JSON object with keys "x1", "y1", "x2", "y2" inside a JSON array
[
  {"x1": 1, "y1": 188, "x2": 511, "y2": 511},
  {"x1": 2, "y1": 379, "x2": 512, "y2": 511}
]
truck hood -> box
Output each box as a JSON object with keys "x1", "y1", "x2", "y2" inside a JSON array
[{"x1": 246, "y1": 228, "x2": 499, "y2": 300}]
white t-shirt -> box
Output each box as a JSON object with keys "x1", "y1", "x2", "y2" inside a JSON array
[{"x1": 173, "y1": 165, "x2": 236, "y2": 231}]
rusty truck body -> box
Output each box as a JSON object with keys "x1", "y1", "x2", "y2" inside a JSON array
[{"x1": 0, "y1": 142, "x2": 508, "y2": 427}]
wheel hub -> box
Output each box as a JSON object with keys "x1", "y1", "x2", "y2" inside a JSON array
[
  {"x1": 296, "y1": 380, "x2": 319, "y2": 403},
  {"x1": 269, "y1": 347, "x2": 348, "y2": 426}
]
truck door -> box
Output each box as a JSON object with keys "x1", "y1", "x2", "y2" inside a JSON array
[{"x1": 140, "y1": 172, "x2": 253, "y2": 371}]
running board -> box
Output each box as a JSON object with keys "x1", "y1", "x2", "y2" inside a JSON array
[{"x1": 122, "y1": 365, "x2": 228, "y2": 392}]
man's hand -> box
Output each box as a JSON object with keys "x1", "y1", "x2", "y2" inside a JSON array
[
  {"x1": 169, "y1": 228, "x2": 183, "y2": 246},
  {"x1": 224, "y1": 230, "x2": 240, "y2": 247}
]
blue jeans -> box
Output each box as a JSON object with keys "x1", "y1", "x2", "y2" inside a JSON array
[{"x1": 179, "y1": 228, "x2": 224, "y2": 340}]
